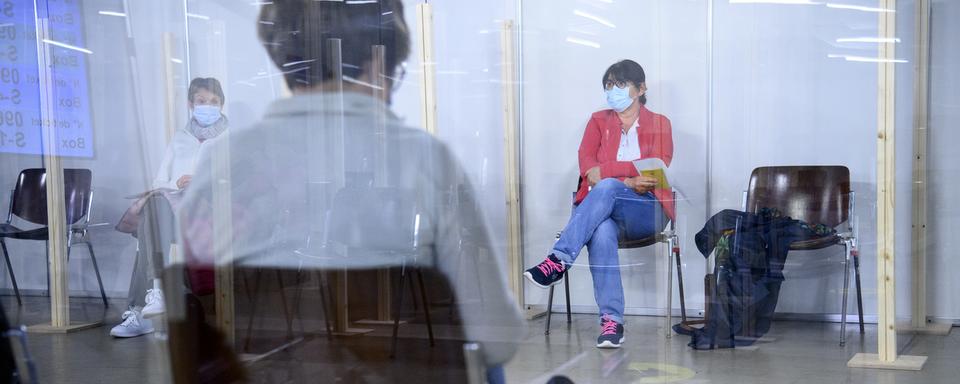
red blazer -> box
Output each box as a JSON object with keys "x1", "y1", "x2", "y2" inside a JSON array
[{"x1": 576, "y1": 106, "x2": 675, "y2": 220}]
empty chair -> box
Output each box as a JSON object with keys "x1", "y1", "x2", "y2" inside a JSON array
[
  {"x1": 0, "y1": 168, "x2": 107, "y2": 306},
  {"x1": 742, "y1": 165, "x2": 863, "y2": 346}
]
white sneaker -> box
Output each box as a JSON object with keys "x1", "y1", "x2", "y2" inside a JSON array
[
  {"x1": 110, "y1": 310, "x2": 154, "y2": 338},
  {"x1": 141, "y1": 289, "x2": 165, "y2": 318}
]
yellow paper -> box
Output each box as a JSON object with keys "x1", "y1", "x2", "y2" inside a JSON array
[{"x1": 640, "y1": 168, "x2": 670, "y2": 190}]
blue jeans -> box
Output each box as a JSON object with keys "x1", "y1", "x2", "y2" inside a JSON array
[
  {"x1": 487, "y1": 365, "x2": 505, "y2": 384},
  {"x1": 552, "y1": 178, "x2": 665, "y2": 325}
]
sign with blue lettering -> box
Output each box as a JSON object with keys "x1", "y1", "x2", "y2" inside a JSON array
[{"x1": 0, "y1": 0, "x2": 93, "y2": 157}]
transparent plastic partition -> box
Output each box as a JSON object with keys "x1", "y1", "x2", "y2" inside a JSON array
[
  {"x1": 926, "y1": 0, "x2": 960, "y2": 334},
  {"x1": 0, "y1": 0, "x2": 951, "y2": 383},
  {"x1": 516, "y1": 0, "x2": 917, "y2": 382},
  {"x1": 167, "y1": 0, "x2": 525, "y2": 383}
]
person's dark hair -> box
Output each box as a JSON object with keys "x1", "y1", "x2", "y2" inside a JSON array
[
  {"x1": 188, "y1": 77, "x2": 225, "y2": 105},
  {"x1": 257, "y1": 0, "x2": 410, "y2": 90},
  {"x1": 602, "y1": 60, "x2": 647, "y2": 105}
]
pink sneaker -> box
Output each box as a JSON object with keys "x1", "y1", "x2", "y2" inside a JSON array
[{"x1": 523, "y1": 254, "x2": 566, "y2": 288}]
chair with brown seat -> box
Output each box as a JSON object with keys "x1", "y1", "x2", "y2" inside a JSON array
[
  {"x1": 742, "y1": 165, "x2": 863, "y2": 346},
  {"x1": 166, "y1": 265, "x2": 470, "y2": 383},
  {"x1": 0, "y1": 168, "x2": 108, "y2": 306}
]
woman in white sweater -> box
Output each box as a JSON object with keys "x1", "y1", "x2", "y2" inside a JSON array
[
  {"x1": 111, "y1": 77, "x2": 229, "y2": 338},
  {"x1": 153, "y1": 78, "x2": 230, "y2": 190}
]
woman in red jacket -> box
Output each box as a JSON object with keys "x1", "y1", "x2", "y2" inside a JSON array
[{"x1": 524, "y1": 60, "x2": 674, "y2": 349}]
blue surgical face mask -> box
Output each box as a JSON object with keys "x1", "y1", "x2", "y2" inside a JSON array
[
  {"x1": 192, "y1": 105, "x2": 222, "y2": 126},
  {"x1": 605, "y1": 85, "x2": 634, "y2": 113}
]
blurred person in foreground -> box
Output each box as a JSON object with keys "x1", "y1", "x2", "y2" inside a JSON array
[{"x1": 174, "y1": 0, "x2": 524, "y2": 382}]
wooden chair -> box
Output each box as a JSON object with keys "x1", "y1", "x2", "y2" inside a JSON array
[
  {"x1": 277, "y1": 186, "x2": 435, "y2": 358},
  {"x1": 167, "y1": 265, "x2": 469, "y2": 383},
  {"x1": 742, "y1": 165, "x2": 863, "y2": 346}
]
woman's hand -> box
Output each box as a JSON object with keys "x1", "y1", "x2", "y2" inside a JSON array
[
  {"x1": 176, "y1": 175, "x2": 193, "y2": 189},
  {"x1": 586, "y1": 166, "x2": 602, "y2": 186},
  {"x1": 624, "y1": 175, "x2": 658, "y2": 194}
]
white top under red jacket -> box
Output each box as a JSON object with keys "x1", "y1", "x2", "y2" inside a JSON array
[{"x1": 576, "y1": 105, "x2": 675, "y2": 219}]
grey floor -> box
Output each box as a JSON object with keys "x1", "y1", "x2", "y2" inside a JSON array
[
  {"x1": 3, "y1": 296, "x2": 171, "y2": 384},
  {"x1": 506, "y1": 313, "x2": 959, "y2": 384},
  {"x1": 3, "y1": 295, "x2": 958, "y2": 383}
]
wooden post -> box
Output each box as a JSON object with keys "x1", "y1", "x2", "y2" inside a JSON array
[
  {"x1": 159, "y1": 32, "x2": 180, "y2": 299},
  {"x1": 849, "y1": 0, "x2": 927, "y2": 370},
  {"x1": 320, "y1": 38, "x2": 371, "y2": 335},
  {"x1": 904, "y1": 0, "x2": 951, "y2": 336},
  {"x1": 417, "y1": 3, "x2": 438, "y2": 135},
  {"x1": 40, "y1": 18, "x2": 68, "y2": 329},
  {"x1": 118, "y1": 0, "x2": 154, "y2": 190},
  {"x1": 500, "y1": 20, "x2": 524, "y2": 306},
  {"x1": 28, "y1": 18, "x2": 101, "y2": 334},
  {"x1": 372, "y1": 44, "x2": 393, "y2": 323},
  {"x1": 910, "y1": 0, "x2": 929, "y2": 331},
  {"x1": 208, "y1": 20, "x2": 228, "y2": 89},
  {"x1": 876, "y1": 0, "x2": 899, "y2": 363},
  {"x1": 372, "y1": 44, "x2": 388, "y2": 188},
  {"x1": 162, "y1": 33, "x2": 179, "y2": 143},
  {"x1": 42, "y1": 134, "x2": 69, "y2": 328},
  {"x1": 212, "y1": 139, "x2": 236, "y2": 346},
  {"x1": 196, "y1": 17, "x2": 238, "y2": 346}
]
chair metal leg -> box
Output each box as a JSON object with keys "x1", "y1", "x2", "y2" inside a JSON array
[
  {"x1": 290, "y1": 268, "x2": 306, "y2": 335},
  {"x1": 666, "y1": 236, "x2": 674, "y2": 338},
  {"x1": 243, "y1": 269, "x2": 263, "y2": 352},
  {"x1": 563, "y1": 272, "x2": 571, "y2": 324},
  {"x1": 726, "y1": 217, "x2": 743, "y2": 346},
  {"x1": 390, "y1": 268, "x2": 407, "y2": 358},
  {"x1": 409, "y1": 273, "x2": 419, "y2": 312},
  {"x1": 544, "y1": 282, "x2": 556, "y2": 335},
  {"x1": 416, "y1": 270, "x2": 435, "y2": 347},
  {"x1": 708, "y1": 262, "x2": 720, "y2": 350},
  {"x1": 315, "y1": 270, "x2": 333, "y2": 341},
  {"x1": 463, "y1": 343, "x2": 487, "y2": 384},
  {"x1": 85, "y1": 242, "x2": 108, "y2": 307},
  {"x1": 853, "y1": 249, "x2": 865, "y2": 334},
  {"x1": 240, "y1": 270, "x2": 253, "y2": 348},
  {"x1": 276, "y1": 270, "x2": 294, "y2": 339},
  {"x1": 840, "y1": 241, "x2": 852, "y2": 346},
  {"x1": 673, "y1": 235, "x2": 687, "y2": 323},
  {"x1": 0, "y1": 240, "x2": 21, "y2": 305},
  {"x1": 448, "y1": 294, "x2": 456, "y2": 322},
  {"x1": 44, "y1": 240, "x2": 50, "y2": 297}
]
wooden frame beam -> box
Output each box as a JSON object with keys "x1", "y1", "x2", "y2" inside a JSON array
[
  {"x1": 903, "y1": 0, "x2": 952, "y2": 336},
  {"x1": 910, "y1": 0, "x2": 930, "y2": 330},
  {"x1": 417, "y1": 3, "x2": 438, "y2": 136},
  {"x1": 28, "y1": 17, "x2": 101, "y2": 334},
  {"x1": 162, "y1": 33, "x2": 179, "y2": 144},
  {"x1": 849, "y1": 0, "x2": 928, "y2": 370},
  {"x1": 501, "y1": 20, "x2": 524, "y2": 306}
]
